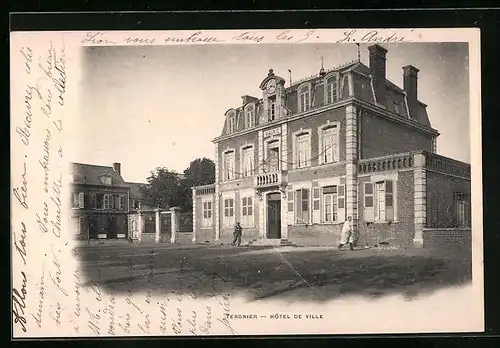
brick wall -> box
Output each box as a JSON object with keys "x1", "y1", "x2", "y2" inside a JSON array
[
  {"x1": 360, "y1": 110, "x2": 433, "y2": 159},
  {"x1": 175, "y1": 232, "x2": 194, "y2": 244},
  {"x1": 288, "y1": 223, "x2": 343, "y2": 246},
  {"x1": 422, "y1": 228, "x2": 471, "y2": 251},
  {"x1": 288, "y1": 163, "x2": 346, "y2": 182},
  {"x1": 218, "y1": 131, "x2": 259, "y2": 182},
  {"x1": 425, "y1": 171, "x2": 471, "y2": 228},
  {"x1": 287, "y1": 107, "x2": 347, "y2": 166},
  {"x1": 357, "y1": 170, "x2": 415, "y2": 247}
]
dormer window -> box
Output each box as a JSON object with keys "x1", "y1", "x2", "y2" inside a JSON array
[
  {"x1": 227, "y1": 111, "x2": 236, "y2": 133},
  {"x1": 100, "y1": 175, "x2": 112, "y2": 185},
  {"x1": 244, "y1": 104, "x2": 255, "y2": 128},
  {"x1": 298, "y1": 84, "x2": 311, "y2": 113},
  {"x1": 325, "y1": 75, "x2": 338, "y2": 104}
]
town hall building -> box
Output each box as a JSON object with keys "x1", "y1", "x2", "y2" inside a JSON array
[{"x1": 192, "y1": 44, "x2": 471, "y2": 248}]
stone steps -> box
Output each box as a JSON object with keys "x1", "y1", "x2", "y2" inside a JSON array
[{"x1": 248, "y1": 238, "x2": 296, "y2": 247}]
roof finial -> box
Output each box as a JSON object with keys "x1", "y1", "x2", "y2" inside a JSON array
[
  {"x1": 356, "y1": 43, "x2": 361, "y2": 62},
  {"x1": 268, "y1": 68, "x2": 274, "y2": 76},
  {"x1": 319, "y1": 55, "x2": 326, "y2": 76}
]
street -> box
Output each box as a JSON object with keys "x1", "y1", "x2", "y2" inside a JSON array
[{"x1": 75, "y1": 243, "x2": 472, "y2": 302}]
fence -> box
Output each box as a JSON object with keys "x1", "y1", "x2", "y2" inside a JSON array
[
  {"x1": 178, "y1": 212, "x2": 193, "y2": 232},
  {"x1": 426, "y1": 192, "x2": 471, "y2": 229}
]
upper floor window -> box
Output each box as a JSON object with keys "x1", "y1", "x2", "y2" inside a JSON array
[
  {"x1": 326, "y1": 76, "x2": 338, "y2": 104},
  {"x1": 298, "y1": 85, "x2": 311, "y2": 112},
  {"x1": 119, "y1": 195, "x2": 126, "y2": 210},
  {"x1": 223, "y1": 151, "x2": 235, "y2": 181},
  {"x1": 268, "y1": 97, "x2": 276, "y2": 121},
  {"x1": 266, "y1": 141, "x2": 280, "y2": 172},
  {"x1": 319, "y1": 124, "x2": 340, "y2": 165},
  {"x1": 244, "y1": 104, "x2": 255, "y2": 128},
  {"x1": 90, "y1": 193, "x2": 97, "y2": 209},
  {"x1": 241, "y1": 146, "x2": 254, "y2": 177},
  {"x1": 294, "y1": 132, "x2": 311, "y2": 169},
  {"x1": 103, "y1": 193, "x2": 111, "y2": 210},
  {"x1": 72, "y1": 192, "x2": 85, "y2": 209}
]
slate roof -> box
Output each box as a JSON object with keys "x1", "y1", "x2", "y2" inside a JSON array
[
  {"x1": 219, "y1": 60, "x2": 433, "y2": 136},
  {"x1": 70, "y1": 163, "x2": 128, "y2": 187},
  {"x1": 126, "y1": 182, "x2": 147, "y2": 199}
]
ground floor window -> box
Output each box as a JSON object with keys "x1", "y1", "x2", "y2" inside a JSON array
[
  {"x1": 322, "y1": 185, "x2": 344, "y2": 222},
  {"x1": 202, "y1": 200, "x2": 213, "y2": 227},
  {"x1": 363, "y1": 180, "x2": 395, "y2": 222},
  {"x1": 223, "y1": 198, "x2": 235, "y2": 226},
  {"x1": 72, "y1": 217, "x2": 85, "y2": 235},
  {"x1": 241, "y1": 196, "x2": 254, "y2": 226},
  {"x1": 295, "y1": 188, "x2": 310, "y2": 224}
]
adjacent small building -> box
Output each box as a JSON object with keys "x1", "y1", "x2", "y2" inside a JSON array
[
  {"x1": 192, "y1": 44, "x2": 472, "y2": 248},
  {"x1": 70, "y1": 162, "x2": 130, "y2": 240}
]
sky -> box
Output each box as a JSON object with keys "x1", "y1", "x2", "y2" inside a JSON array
[{"x1": 73, "y1": 42, "x2": 470, "y2": 183}]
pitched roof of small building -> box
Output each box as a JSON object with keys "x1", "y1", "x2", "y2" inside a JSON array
[
  {"x1": 125, "y1": 182, "x2": 147, "y2": 199},
  {"x1": 70, "y1": 163, "x2": 127, "y2": 187}
]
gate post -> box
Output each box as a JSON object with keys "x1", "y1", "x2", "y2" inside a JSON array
[
  {"x1": 137, "y1": 210, "x2": 143, "y2": 242},
  {"x1": 192, "y1": 188, "x2": 197, "y2": 244},
  {"x1": 170, "y1": 207, "x2": 180, "y2": 243},
  {"x1": 155, "y1": 208, "x2": 161, "y2": 243}
]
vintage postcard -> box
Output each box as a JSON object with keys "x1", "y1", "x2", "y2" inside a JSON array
[{"x1": 10, "y1": 28, "x2": 483, "y2": 337}]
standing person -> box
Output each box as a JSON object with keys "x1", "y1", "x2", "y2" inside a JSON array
[
  {"x1": 231, "y1": 222, "x2": 243, "y2": 247},
  {"x1": 338, "y1": 216, "x2": 354, "y2": 251}
]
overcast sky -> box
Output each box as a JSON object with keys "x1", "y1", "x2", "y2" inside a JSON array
[{"x1": 73, "y1": 42, "x2": 470, "y2": 183}]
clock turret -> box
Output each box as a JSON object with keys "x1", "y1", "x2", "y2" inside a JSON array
[{"x1": 259, "y1": 69, "x2": 286, "y2": 123}]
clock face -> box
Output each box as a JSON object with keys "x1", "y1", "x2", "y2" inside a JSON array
[{"x1": 266, "y1": 79, "x2": 277, "y2": 94}]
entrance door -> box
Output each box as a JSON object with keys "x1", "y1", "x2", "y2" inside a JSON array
[
  {"x1": 267, "y1": 193, "x2": 281, "y2": 239},
  {"x1": 88, "y1": 216, "x2": 98, "y2": 239},
  {"x1": 107, "y1": 216, "x2": 118, "y2": 239}
]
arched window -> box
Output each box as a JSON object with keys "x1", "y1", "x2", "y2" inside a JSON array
[
  {"x1": 298, "y1": 84, "x2": 311, "y2": 113},
  {"x1": 244, "y1": 104, "x2": 255, "y2": 128},
  {"x1": 325, "y1": 75, "x2": 338, "y2": 104}
]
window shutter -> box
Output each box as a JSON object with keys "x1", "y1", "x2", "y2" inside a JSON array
[
  {"x1": 287, "y1": 186, "x2": 294, "y2": 225},
  {"x1": 364, "y1": 182, "x2": 374, "y2": 207},
  {"x1": 313, "y1": 187, "x2": 320, "y2": 210},
  {"x1": 337, "y1": 185, "x2": 345, "y2": 222},
  {"x1": 385, "y1": 180, "x2": 394, "y2": 221},
  {"x1": 312, "y1": 185, "x2": 321, "y2": 223},
  {"x1": 363, "y1": 182, "x2": 374, "y2": 222},
  {"x1": 78, "y1": 192, "x2": 85, "y2": 208}
]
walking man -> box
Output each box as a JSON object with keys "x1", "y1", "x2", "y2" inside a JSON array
[
  {"x1": 338, "y1": 216, "x2": 354, "y2": 251},
  {"x1": 231, "y1": 222, "x2": 243, "y2": 247}
]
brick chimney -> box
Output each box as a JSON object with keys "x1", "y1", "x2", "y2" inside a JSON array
[
  {"x1": 112, "y1": 162, "x2": 121, "y2": 175},
  {"x1": 403, "y1": 65, "x2": 419, "y2": 119},
  {"x1": 368, "y1": 44, "x2": 388, "y2": 107}
]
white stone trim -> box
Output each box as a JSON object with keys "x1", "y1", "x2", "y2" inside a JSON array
[
  {"x1": 221, "y1": 191, "x2": 236, "y2": 228},
  {"x1": 297, "y1": 82, "x2": 313, "y2": 112},
  {"x1": 291, "y1": 128, "x2": 312, "y2": 169},
  {"x1": 317, "y1": 120, "x2": 341, "y2": 165},
  {"x1": 239, "y1": 142, "x2": 256, "y2": 178},
  {"x1": 323, "y1": 72, "x2": 340, "y2": 104},
  {"x1": 281, "y1": 123, "x2": 288, "y2": 171}
]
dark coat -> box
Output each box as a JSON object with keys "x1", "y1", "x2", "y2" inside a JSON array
[{"x1": 234, "y1": 224, "x2": 243, "y2": 236}]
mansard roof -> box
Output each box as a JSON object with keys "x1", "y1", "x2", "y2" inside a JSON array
[{"x1": 218, "y1": 59, "x2": 433, "y2": 137}]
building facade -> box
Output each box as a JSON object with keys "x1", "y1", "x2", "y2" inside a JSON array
[
  {"x1": 70, "y1": 162, "x2": 131, "y2": 240},
  {"x1": 193, "y1": 44, "x2": 472, "y2": 247}
]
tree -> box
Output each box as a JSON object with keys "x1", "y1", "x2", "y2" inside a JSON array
[
  {"x1": 141, "y1": 167, "x2": 184, "y2": 210},
  {"x1": 179, "y1": 158, "x2": 216, "y2": 211},
  {"x1": 182, "y1": 157, "x2": 216, "y2": 188},
  {"x1": 140, "y1": 158, "x2": 216, "y2": 212}
]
